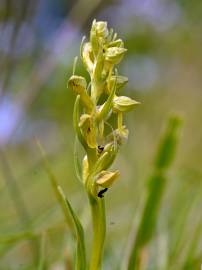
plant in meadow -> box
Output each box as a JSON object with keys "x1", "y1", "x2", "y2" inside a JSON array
[
  {"x1": 68, "y1": 20, "x2": 139, "y2": 270},
  {"x1": 39, "y1": 19, "x2": 181, "y2": 270}
]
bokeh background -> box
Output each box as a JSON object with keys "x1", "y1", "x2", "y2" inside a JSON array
[{"x1": 0, "y1": 0, "x2": 202, "y2": 269}]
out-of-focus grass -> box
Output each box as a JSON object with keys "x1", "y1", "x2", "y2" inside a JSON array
[{"x1": 127, "y1": 115, "x2": 182, "y2": 270}]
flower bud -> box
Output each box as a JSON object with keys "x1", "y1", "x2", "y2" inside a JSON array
[
  {"x1": 79, "y1": 114, "x2": 97, "y2": 148},
  {"x1": 105, "y1": 47, "x2": 127, "y2": 65},
  {"x1": 113, "y1": 96, "x2": 140, "y2": 112},
  {"x1": 68, "y1": 75, "x2": 93, "y2": 112},
  {"x1": 95, "y1": 21, "x2": 108, "y2": 38},
  {"x1": 96, "y1": 170, "x2": 120, "y2": 188}
]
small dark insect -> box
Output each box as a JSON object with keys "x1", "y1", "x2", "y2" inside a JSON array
[
  {"x1": 97, "y1": 145, "x2": 104, "y2": 154},
  {"x1": 98, "y1": 188, "x2": 108, "y2": 198}
]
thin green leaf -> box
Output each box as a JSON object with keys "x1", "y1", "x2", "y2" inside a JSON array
[
  {"x1": 80, "y1": 36, "x2": 86, "y2": 60},
  {"x1": 36, "y1": 141, "x2": 73, "y2": 229},
  {"x1": 96, "y1": 78, "x2": 117, "y2": 122},
  {"x1": 73, "y1": 96, "x2": 96, "y2": 166},
  {"x1": 74, "y1": 136, "x2": 83, "y2": 182},
  {"x1": 73, "y1": 56, "x2": 78, "y2": 75},
  {"x1": 127, "y1": 115, "x2": 182, "y2": 270},
  {"x1": 181, "y1": 222, "x2": 202, "y2": 270},
  {"x1": 155, "y1": 115, "x2": 182, "y2": 170},
  {"x1": 37, "y1": 232, "x2": 46, "y2": 270},
  {"x1": 0, "y1": 231, "x2": 35, "y2": 244},
  {"x1": 57, "y1": 186, "x2": 86, "y2": 270},
  {"x1": 73, "y1": 95, "x2": 88, "y2": 151}
]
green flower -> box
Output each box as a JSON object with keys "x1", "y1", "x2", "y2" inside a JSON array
[
  {"x1": 68, "y1": 75, "x2": 93, "y2": 112},
  {"x1": 68, "y1": 75, "x2": 87, "y2": 92},
  {"x1": 105, "y1": 47, "x2": 127, "y2": 65},
  {"x1": 113, "y1": 96, "x2": 140, "y2": 112},
  {"x1": 79, "y1": 114, "x2": 97, "y2": 148},
  {"x1": 106, "y1": 75, "x2": 128, "y2": 94},
  {"x1": 96, "y1": 170, "x2": 120, "y2": 188}
]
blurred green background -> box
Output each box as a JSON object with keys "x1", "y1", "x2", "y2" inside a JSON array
[{"x1": 0, "y1": 0, "x2": 202, "y2": 269}]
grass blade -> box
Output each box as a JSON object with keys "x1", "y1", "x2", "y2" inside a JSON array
[
  {"x1": 57, "y1": 186, "x2": 87, "y2": 270},
  {"x1": 0, "y1": 231, "x2": 36, "y2": 245},
  {"x1": 127, "y1": 115, "x2": 182, "y2": 270},
  {"x1": 37, "y1": 232, "x2": 46, "y2": 270},
  {"x1": 37, "y1": 141, "x2": 86, "y2": 270},
  {"x1": 36, "y1": 141, "x2": 73, "y2": 229}
]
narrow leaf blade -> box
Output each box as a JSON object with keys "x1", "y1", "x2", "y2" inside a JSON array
[
  {"x1": 57, "y1": 186, "x2": 86, "y2": 270},
  {"x1": 127, "y1": 115, "x2": 182, "y2": 270}
]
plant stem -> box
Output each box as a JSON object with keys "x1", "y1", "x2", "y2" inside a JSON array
[
  {"x1": 88, "y1": 193, "x2": 106, "y2": 270},
  {"x1": 118, "y1": 112, "x2": 123, "y2": 130}
]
